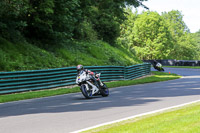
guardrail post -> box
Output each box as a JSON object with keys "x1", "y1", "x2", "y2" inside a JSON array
[{"x1": 124, "y1": 66, "x2": 126, "y2": 80}]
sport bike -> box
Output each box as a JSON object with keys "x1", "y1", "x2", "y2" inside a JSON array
[
  {"x1": 153, "y1": 62, "x2": 164, "y2": 71},
  {"x1": 76, "y1": 70, "x2": 109, "y2": 99}
]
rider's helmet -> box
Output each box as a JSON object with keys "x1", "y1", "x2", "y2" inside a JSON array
[
  {"x1": 153, "y1": 60, "x2": 157, "y2": 65},
  {"x1": 77, "y1": 64, "x2": 84, "y2": 73}
]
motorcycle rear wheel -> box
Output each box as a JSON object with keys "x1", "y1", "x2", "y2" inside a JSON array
[
  {"x1": 80, "y1": 84, "x2": 93, "y2": 99},
  {"x1": 100, "y1": 83, "x2": 109, "y2": 97}
]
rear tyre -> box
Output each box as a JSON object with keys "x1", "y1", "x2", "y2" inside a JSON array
[
  {"x1": 80, "y1": 84, "x2": 93, "y2": 99},
  {"x1": 100, "y1": 83, "x2": 109, "y2": 97}
]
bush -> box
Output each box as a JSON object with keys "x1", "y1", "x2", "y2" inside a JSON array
[{"x1": 0, "y1": 37, "x2": 141, "y2": 72}]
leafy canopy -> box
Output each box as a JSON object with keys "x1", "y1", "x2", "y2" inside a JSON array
[
  {"x1": 118, "y1": 9, "x2": 200, "y2": 60},
  {"x1": 0, "y1": 0, "x2": 148, "y2": 44}
]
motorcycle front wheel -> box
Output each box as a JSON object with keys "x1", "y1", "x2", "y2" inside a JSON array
[
  {"x1": 80, "y1": 84, "x2": 93, "y2": 99},
  {"x1": 158, "y1": 67, "x2": 164, "y2": 71},
  {"x1": 100, "y1": 82, "x2": 109, "y2": 97}
]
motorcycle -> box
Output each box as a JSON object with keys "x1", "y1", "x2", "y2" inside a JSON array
[
  {"x1": 76, "y1": 70, "x2": 109, "y2": 99},
  {"x1": 153, "y1": 62, "x2": 165, "y2": 71}
]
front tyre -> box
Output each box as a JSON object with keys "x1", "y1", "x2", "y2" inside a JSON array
[
  {"x1": 158, "y1": 67, "x2": 164, "y2": 71},
  {"x1": 100, "y1": 83, "x2": 109, "y2": 97},
  {"x1": 80, "y1": 84, "x2": 93, "y2": 99}
]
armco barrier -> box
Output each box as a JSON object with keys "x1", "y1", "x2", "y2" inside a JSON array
[
  {"x1": 125, "y1": 64, "x2": 151, "y2": 80},
  {"x1": 0, "y1": 63, "x2": 151, "y2": 94},
  {"x1": 143, "y1": 60, "x2": 200, "y2": 66}
]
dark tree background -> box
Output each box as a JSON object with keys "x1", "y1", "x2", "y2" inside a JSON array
[{"x1": 0, "y1": 0, "x2": 148, "y2": 44}]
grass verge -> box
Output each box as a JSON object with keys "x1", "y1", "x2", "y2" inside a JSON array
[
  {"x1": 0, "y1": 37, "x2": 141, "y2": 71},
  {"x1": 82, "y1": 102, "x2": 200, "y2": 133},
  {"x1": 164, "y1": 66, "x2": 200, "y2": 69},
  {"x1": 0, "y1": 71, "x2": 181, "y2": 103}
]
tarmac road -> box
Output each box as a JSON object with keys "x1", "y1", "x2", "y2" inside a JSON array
[{"x1": 0, "y1": 68, "x2": 200, "y2": 133}]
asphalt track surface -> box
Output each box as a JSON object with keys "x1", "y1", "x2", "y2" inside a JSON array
[{"x1": 0, "y1": 68, "x2": 200, "y2": 133}]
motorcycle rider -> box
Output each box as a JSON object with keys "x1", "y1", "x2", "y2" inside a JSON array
[
  {"x1": 152, "y1": 60, "x2": 164, "y2": 71},
  {"x1": 155, "y1": 60, "x2": 162, "y2": 67},
  {"x1": 76, "y1": 64, "x2": 101, "y2": 87},
  {"x1": 153, "y1": 60, "x2": 158, "y2": 66}
]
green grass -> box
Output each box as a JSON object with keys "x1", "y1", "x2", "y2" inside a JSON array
[
  {"x1": 82, "y1": 102, "x2": 200, "y2": 133},
  {"x1": 106, "y1": 71, "x2": 180, "y2": 88},
  {"x1": 0, "y1": 37, "x2": 67, "y2": 71},
  {"x1": 164, "y1": 66, "x2": 200, "y2": 69},
  {"x1": 0, "y1": 87, "x2": 81, "y2": 103},
  {"x1": 0, "y1": 71, "x2": 181, "y2": 103},
  {"x1": 0, "y1": 37, "x2": 141, "y2": 72}
]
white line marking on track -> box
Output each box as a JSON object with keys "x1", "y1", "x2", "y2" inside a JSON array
[{"x1": 71, "y1": 99, "x2": 200, "y2": 133}]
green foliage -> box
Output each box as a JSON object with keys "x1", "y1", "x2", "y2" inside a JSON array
[
  {"x1": 0, "y1": 0, "x2": 149, "y2": 72},
  {"x1": 118, "y1": 11, "x2": 173, "y2": 60},
  {"x1": 0, "y1": 37, "x2": 141, "y2": 71},
  {"x1": 194, "y1": 30, "x2": 200, "y2": 45},
  {"x1": 162, "y1": 10, "x2": 189, "y2": 37},
  {"x1": 0, "y1": 0, "x2": 148, "y2": 43},
  {"x1": 0, "y1": 37, "x2": 67, "y2": 71},
  {"x1": 162, "y1": 10, "x2": 198, "y2": 60},
  {"x1": 133, "y1": 11, "x2": 174, "y2": 60},
  {"x1": 74, "y1": 20, "x2": 98, "y2": 41},
  {"x1": 56, "y1": 41, "x2": 141, "y2": 67},
  {"x1": 117, "y1": 8, "x2": 138, "y2": 53},
  {"x1": 117, "y1": 9, "x2": 200, "y2": 60},
  {"x1": 193, "y1": 30, "x2": 200, "y2": 59},
  {"x1": 74, "y1": 0, "x2": 148, "y2": 43},
  {"x1": 170, "y1": 33, "x2": 198, "y2": 60},
  {"x1": 25, "y1": 0, "x2": 54, "y2": 40},
  {"x1": 52, "y1": 0, "x2": 82, "y2": 41},
  {"x1": 0, "y1": 0, "x2": 28, "y2": 41},
  {"x1": 25, "y1": 0, "x2": 83, "y2": 42}
]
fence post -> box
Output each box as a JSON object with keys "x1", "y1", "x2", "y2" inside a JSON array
[{"x1": 124, "y1": 66, "x2": 127, "y2": 80}]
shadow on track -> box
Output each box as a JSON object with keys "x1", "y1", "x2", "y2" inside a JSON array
[{"x1": 0, "y1": 68, "x2": 200, "y2": 118}]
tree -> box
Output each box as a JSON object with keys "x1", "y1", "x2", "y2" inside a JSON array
[
  {"x1": 52, "y1": 0, "x2": 82, "y2": 42},
  {"x1": 0, "y1": 0, "x2": 28, "y2": 41},
  {"x1": 193, "y1": 30, "x2": 200, "y2": 59},
  {"x1": 75, "y1": 0, "x2": 148, "y2": 44},
  {"x1": 173, "y1": 33, "x2": 198, "y2": 60},
  {"x1": 162, "y1": 10, "x2": 189, "y2": 36},
  {"x1": 22, "y1": 0, "x2": 54, "y2": 41},
  {"x1": 162, "y1": 10, "x2": 198, "y2": 60},
  {"x1": 117, "y1": 8, "x2": 139, "y2": 53},
  {"x1": 132, "y1": 11, "x2": 174, "y2": 60},
  {"x1": 0, "y1": 0, "x2": 149, "y2": 44},
  {"x1": 118, "y1": 9, "x2": 199, "y2": 60}
]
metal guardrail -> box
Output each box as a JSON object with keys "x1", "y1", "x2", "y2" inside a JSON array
[
  {"x1": 144, "y1": 60, "x2": 200, "y2": 66},
  {"x1": 0, "y1": 63, "x2": 151, "y2": 94}
]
